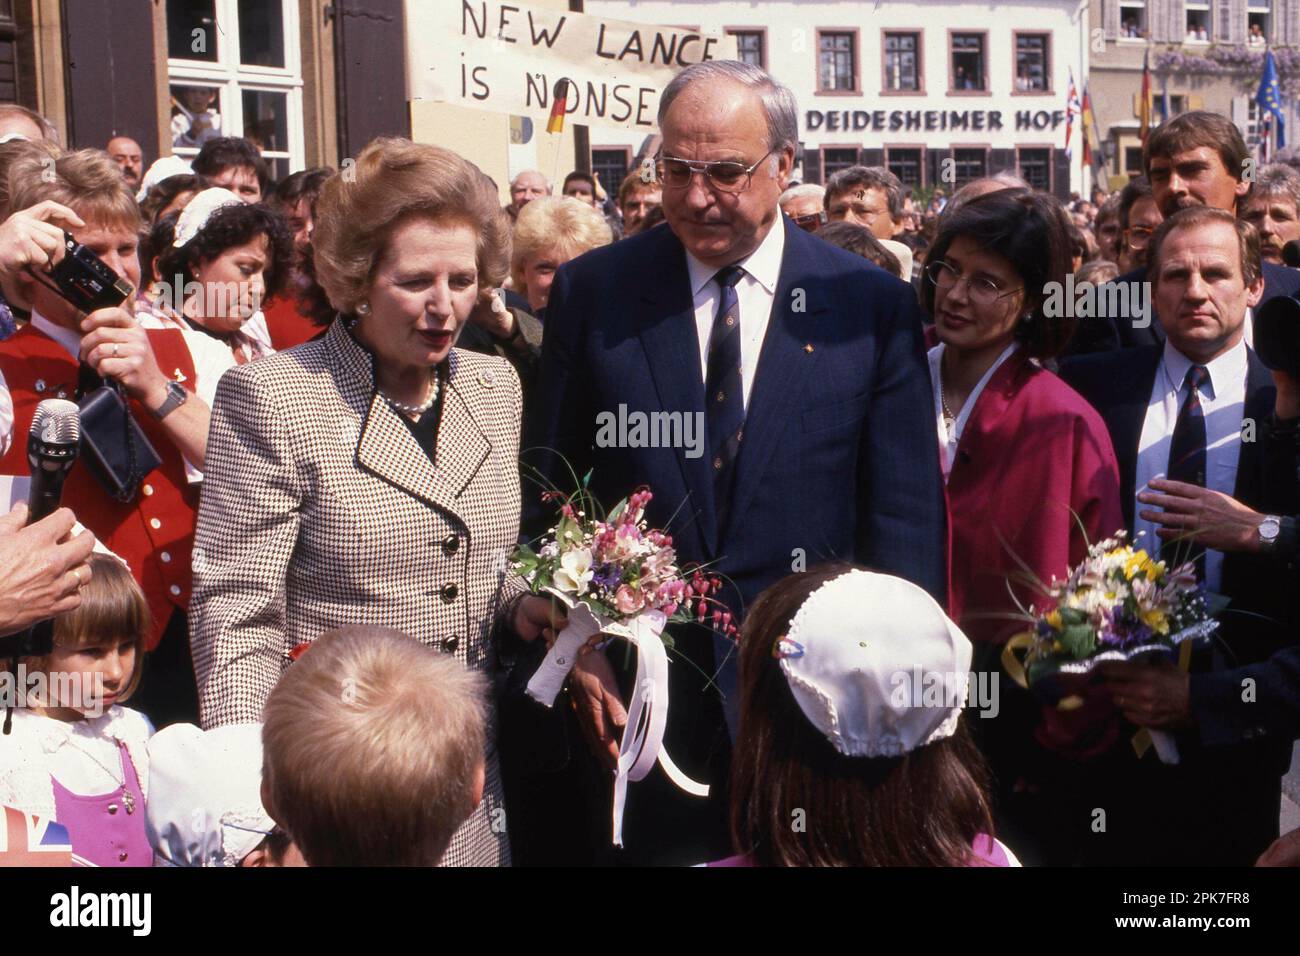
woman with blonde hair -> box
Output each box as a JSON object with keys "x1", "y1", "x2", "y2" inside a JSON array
[
  {"x1": 510, "y1": 195, "x2": 612, "y2": 319},
  {"x1": 189, "y1": 138, "x2": 559, "y2": 866}
]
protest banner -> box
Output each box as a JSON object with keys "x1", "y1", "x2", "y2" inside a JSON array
[{"x1": 406, "y1": 1, "x2": 737, "y2": 133}]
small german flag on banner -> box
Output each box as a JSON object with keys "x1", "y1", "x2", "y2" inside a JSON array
[{"x1": 547, "y1": 78, "x2": 571, "y2": 134}]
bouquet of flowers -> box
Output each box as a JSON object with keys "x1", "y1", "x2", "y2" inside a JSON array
[
  {"x1": 1002, "y1": 531, "x2": 1219, "y2": 763},
  {"x1": 510, "y1": 482, "x2": 736, "y2": 845},
  {"x1": 510, "y1": 486, "x2": 738, "y2": 653}
]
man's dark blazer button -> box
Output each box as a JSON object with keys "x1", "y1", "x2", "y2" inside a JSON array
[
  {"x1": 440, "y1": 582, "x2": 459, "y2": 602},
  {"x1": 442, "y1": 533, "x2": 460, "y2": 556},
  {"x1": 441, "y1": 635, "x2": 460, "y2": 653}
]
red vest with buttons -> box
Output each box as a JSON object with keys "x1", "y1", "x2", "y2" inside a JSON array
[{"x1": 0, "y1": 324, "x2": 200, "y2": 651}]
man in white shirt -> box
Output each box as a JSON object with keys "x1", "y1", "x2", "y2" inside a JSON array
[{"x1": 1059, "y1": 205, "x2": 1293, "y2": 865}]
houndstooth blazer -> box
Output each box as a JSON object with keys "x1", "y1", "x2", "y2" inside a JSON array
[{"x1": 189, "y1": 317, "x2": 527, "y2": 867}]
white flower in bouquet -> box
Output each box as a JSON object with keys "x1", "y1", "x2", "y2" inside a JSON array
[{"x1": 554, "y1": 546, "x2": 595, "y2": 596}]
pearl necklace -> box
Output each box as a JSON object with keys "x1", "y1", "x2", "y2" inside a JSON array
[
  {"x1": 381, "y1": 375, "x2": 440, "y2": 416},
  {"x1": 940, "y1": 384, "x2": 958, "y2": 433}
]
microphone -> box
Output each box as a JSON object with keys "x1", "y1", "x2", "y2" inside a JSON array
[
  {"x1": 1283, "y1": 240, "x2": 1300, "y2": 269},
  {"x1": 26, "y1": 398, "x2": 80, "y2": 524}
]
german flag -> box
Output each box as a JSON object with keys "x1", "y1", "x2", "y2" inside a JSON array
[
  {"x1": 1139, "y1": 49, "x2": 1152, "y2": 145},
  {"x1": 547, "y1": 78, "x2": 571, "y2": 134}
]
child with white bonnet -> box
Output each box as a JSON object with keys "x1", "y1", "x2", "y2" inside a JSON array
[
  {"x1": 715, "y1": 564, "x2": 1020, "y2": 867},
  {"x1": 146, "y1": 722, "x2": 303, "y2": 866}
]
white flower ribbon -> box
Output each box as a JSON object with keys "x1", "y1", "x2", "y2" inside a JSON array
[{"x1": 525, "y1": 587, "x2": 710, "y2": 846}]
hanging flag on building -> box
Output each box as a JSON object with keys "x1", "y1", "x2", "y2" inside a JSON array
[
  {"x1": 1065, "y1": 68, "x2": 1081, "y2": 159},
  {"x1": 1139, "y1": 49, "x2": 1152, "y2": 145},
  {"x1": 1160, "y1": 71, "x2": 1172, "y2": 124},
  {"x1": 546, "y1": 78, "x2": 572, "y2": 134},
  {"x1": 1256, "y1": 48, "x2": 1287, "y2": 151},
  {"x1": 1081, "y1": 83, "x2": 1097, "y2": 167}
]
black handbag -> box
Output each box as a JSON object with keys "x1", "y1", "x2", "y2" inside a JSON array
[{"x1": 77, "y1": 375, "x2": 162, "y2": 503}]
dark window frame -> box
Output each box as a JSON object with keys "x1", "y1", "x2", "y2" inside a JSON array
[
  {"x1": 1012, "y1": 31, "x2": 1052, "y2": 95},
  {"x1": 947, "y1": 30, "x2": 989, "y2": 95},
  {"x1": 881, "y1": 29, "x2": 924, "y2": 96},
  {"x1": 725, "y1": 26, "x2": 767, "y2": 69},
  {"x1": 816, "y1": 28, "x2": 860, "y2": 96}
]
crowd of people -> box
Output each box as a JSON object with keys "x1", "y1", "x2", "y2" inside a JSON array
[{"x1": 0, "y1": 54, "x2": 1299, "y2": 869}]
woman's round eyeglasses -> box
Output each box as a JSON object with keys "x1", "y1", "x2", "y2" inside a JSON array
[{"x1": 925, "y1": 259, "x2": 1022, "y2": 308}]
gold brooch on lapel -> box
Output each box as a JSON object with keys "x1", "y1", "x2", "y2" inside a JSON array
[
  {"x1": 173, "y1": 368, "x2": 188, "y2": 383},
  {"x1": 804, "y1": 343, "x2": 814, "y2": 354},
  {"x1": 479, "y1": 369, "x2": 496, "y2": 388}
]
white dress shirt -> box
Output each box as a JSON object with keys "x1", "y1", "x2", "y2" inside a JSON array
[
  {"x1": 684, "y1": 217, "x2": 786, "y2": 410},
  {"x1": 927, "y1": 342, "x2": 1020, "y2": 482},
  {"x1": 1134, "y1": 338, "x2": 1249, "y2": 592}
]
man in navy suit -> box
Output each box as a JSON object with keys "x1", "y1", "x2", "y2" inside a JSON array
[
  {"x1": 1059, "y1": 207, "x2": 1296, "y2": 864},
  {"x1": 522, "y1": 61, "x2": 946, "y2": 863},
  {"x1": 1069, "y1": 110, "x2": 1300, "y2": 354}
]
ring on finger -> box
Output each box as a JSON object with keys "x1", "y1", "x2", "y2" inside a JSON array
[
  {"x1": 71, "y1": 566, "x2": 86, "y2": 588},
  {"x1": 112, "y1": 343, "x2": 120, "y2": 358}
]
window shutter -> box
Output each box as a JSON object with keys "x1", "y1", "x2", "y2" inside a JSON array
[
  {"x1": 1104, "y1": 0, "x2": 1121, "y2": 39},
  {"x1": 1170, "y1": 0, "x2": 1190, "y2": 43},
  {"x1": 990, "y1": 148, "x2": 1016, "y2": 175},
  {"x1": 333, "y1": 0, "x2": 409, "y2": 158},
  {"x1": 62, "y1": 1, "x2": 159, "y2": 154},
  {"x1": 804, "y1": 148, "x2": 823, "y2": 185},
  {"x1": 1227, "y1": 0, "x2": 1247, "y2": 44}
]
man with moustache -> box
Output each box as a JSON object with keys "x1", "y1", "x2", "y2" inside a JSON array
[
  {"x1": 106, "y1": 136, "x2": 144, "y2": 191},
  {"x1": 522, "y1": 60, "x2": 945, "y2": 864},
  {"x1": 1243, "y1": 164, "x2": 1300, "y2": 265},
  {"x1": 1068, "y1": 111, "x2": 1300, "y2": 354},
  {"x1": 1059, "y1": 207, "x2": 1296, "y2": 864}
]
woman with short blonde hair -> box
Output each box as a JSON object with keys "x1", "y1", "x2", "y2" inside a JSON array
[
  {"x1": 510, "y1": 195, "x2": 612, "y2": 316},
  {"x1": 191, "y1": 138, "x2": 558, "y2": 867}
]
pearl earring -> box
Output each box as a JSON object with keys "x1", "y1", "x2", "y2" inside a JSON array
[{"x1": 357, "y1": 302, "x2": 371, "y2": 316}]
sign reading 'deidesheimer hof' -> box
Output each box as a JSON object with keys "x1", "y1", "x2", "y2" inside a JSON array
[{"x1": 406, "y1": 1, "x2": 736, "y2": 132}]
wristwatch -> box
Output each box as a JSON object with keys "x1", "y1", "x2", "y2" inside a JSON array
[
  {"x1": 1257, "y1": 514, "x2": 1282, "y2": 552},
  {"x1": 150, "y1": 380, "x2": 188, "y2": 421}
]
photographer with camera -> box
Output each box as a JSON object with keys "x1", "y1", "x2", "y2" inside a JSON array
[{"x1": 0, "y1": 149, "x2": 218, "y2": 726}]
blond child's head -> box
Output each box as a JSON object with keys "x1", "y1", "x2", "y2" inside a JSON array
[
  {"x1": 261, "y1": 625, "x2": 487, "y2": 866},
  {"x1": 23, "y1": 553, "x2": 150, "y2": 718}
]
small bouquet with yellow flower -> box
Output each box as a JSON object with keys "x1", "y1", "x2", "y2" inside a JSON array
[{"x1": 1003, "y1": 532, "x2": 1219, "y2": 761}]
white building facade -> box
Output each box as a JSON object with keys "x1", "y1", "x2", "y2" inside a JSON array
[{"x1": 584, "y1": 0, "x2": 1090, "y2": 199}]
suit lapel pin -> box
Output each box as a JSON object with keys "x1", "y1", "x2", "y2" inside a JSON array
[
  {"x1": 804, "y1": 343, "x2": 814, "y2": 354},
  {"x1": 479, "y1": 369, "x2": 496, "y2": 388},
  {"x1": 173, "y1": 369, "x2": 187, "y2": 383},
  {"x1": 34, "y1": 379, "x2": 46, "y2": 393}
]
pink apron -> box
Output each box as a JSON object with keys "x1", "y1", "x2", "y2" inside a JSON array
[{"x1": 51, "y1": 739, "x2": 151, "y2": 867}]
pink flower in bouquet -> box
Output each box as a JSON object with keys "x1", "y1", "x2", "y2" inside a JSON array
[
  {"x1": 615, "y1": 584, "x2": 646, "y2": 614},
  {"x1": 640, "y1": 547, "x2": 678, "y2": 587}
]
